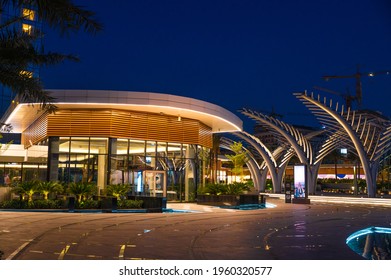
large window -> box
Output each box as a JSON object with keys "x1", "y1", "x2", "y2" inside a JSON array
[
  {"x1": 52, "y1": 137, "x2": 210, "y2": 201},
  {"x1": 0, "y1": 162, "x2": 46, "y2": 186},
  {"x1": 22, "y1": 23, "x2": 32, "y2": 34},
  {"x1": 57, "y1": 137, "x2": 108, "y2": 185},
  {"x1": 110, "y1": 139, "x2": 146, "y2": 187},
  {"x1": 22, "y1": 8, "x2": 35, "y2": 21}
]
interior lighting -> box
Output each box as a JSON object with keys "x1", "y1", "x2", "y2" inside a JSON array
[
  {"x1": 22, "y1": 23, "x2": 32, "y2": 34},
  {"x1": 22, "y1": 9, "x2": 35, "y2": 21},
  {"x1": 19, "y1": 70, "x2": 33, "y2": 78}
]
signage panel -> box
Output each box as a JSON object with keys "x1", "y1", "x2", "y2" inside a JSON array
[{"x1": 294, "y1": 165, "x2": 306, "y2": 198}]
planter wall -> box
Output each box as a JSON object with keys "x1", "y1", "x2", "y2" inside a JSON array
[
  {"x1": 197, "y1": 194, "x2": 239, "y2": 206},
  {"x1": 101, "y1": 197, "x2": 118, "y2": 212},
  {"x1": 197, "y1": 194, "x2": 266, "y2": 206},
  {"x1": 127, "y1": 195, "x2": 164, "y2": 212},
  {"x1": 239, "y1": 194, "x2": 260, "y2": 205}
]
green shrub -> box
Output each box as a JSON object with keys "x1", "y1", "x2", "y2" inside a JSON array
[
  {"x1": 199, "y1": 182, "x2": 251, "y2": 195},
  {"x1": 225, "y1": 182, "x2": 251, "y2": 195},
  {"x1": 67, "y1": 182, "x2": 98, "y2": 202},
  {"x1": 29, "y1": 199, "x2": 63, "y2": 209},
  {"x1": 74, "y1": 199, "x2": 100, "y2": 209},
  {"x1": 0, "y1": 199, "x2": 64, "y2": 209},
  {"x1": 118, "y1": 199, "x2": 143, "y2": 209},
  {"x1": 36, "y1": 181, "x2": 64, "y2": 200},
  {"x1": 0, "y1": 199, "x2": 28, "y2": 209},
  {"x1": 11, "y1": 181, "x2": 39, "y2": 201},
  {"x1": 200, "y1": 183, "x2": 226, "y2": 195},
  {"x1": 104, "y1": 184, "x2": 130, "y2": 199}
]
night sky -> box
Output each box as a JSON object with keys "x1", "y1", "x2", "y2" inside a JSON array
[{"x1": 40, "y1": 0, "x2": 391, "y2": 132}]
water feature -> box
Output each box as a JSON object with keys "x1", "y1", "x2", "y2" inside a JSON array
[{"x1": 346, "y1": 227, "x2": 391, "y2": 259}]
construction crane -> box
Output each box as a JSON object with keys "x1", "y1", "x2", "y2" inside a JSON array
[
  {"x1": 258, "y1": 106, "x2": 284, "y2": 119},
  {"x1": 322, "y1": 65, "x2": 390, "y2": 109},
  {"x1": 313, "y1": 86, "x2": 355, "y2": 108}
]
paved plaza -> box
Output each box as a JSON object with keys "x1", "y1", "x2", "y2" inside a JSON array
[{"x1": 0, "y1": 196, "x2": 390, "y2": 260}]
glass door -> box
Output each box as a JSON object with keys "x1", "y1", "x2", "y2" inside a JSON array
[{"x1": 144, "y1": 171, "x2": 166, "y2": 197}]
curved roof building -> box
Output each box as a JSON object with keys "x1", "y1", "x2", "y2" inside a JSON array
[
  {"x1": 0, "y1": 90, "x2": 242, "y2": 201},
  {"x1": 3, "y1": 90, "x2": 242, "y2": 136}
]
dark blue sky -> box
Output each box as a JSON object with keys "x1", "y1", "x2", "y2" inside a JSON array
[{"x1": 40, "y1": 0, "x2": 391, "y2": 131}]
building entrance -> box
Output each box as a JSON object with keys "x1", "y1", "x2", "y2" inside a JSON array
[{"x1": 145, "y1": 171, "x2": 166, "y2": 197}]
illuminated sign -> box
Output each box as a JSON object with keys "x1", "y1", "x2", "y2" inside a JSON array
[{"x1": 294, "y1": 165, "x2": 306, "y2": 198}]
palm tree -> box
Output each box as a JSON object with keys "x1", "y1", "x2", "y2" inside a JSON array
[
  {"x1": 67, "y1": 182, "x2": 97, "y2": 202},
  {"x1": 12, "y1": 180, "x2": 39, "y2": 201},
  {"x1": 0, "y1": 26, "x2": 77, "y2": 114},
  {"x1": 225, "y1": 141, "x2": 248, "y2": 182},
  {"x1": 0, "y1": 0, "x2": 102, "y2": 117},
  {"x1": 104, "y1": 184, "x2": 130, "y2": 200},
  {"x1": 36, "y1": 180, "x2": 64, "y2": 200},
  {"x1": 1, "y1": 0, "x2": 102, "y2": 35}
]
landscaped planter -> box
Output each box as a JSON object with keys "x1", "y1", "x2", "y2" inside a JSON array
[
  {"x1": 197, "y1": 194, "x2": 238, "y2": 206},
  {"x1": 239, "y1": 194, "x2": 261, "y2": 205},
  {"x1": 197, "y1": 194, "x2": 266, "y2": 206},
  {"x1": 0, "y1": 196, "x2": 144, "y2": 212},
  {"x1": 101, "y1": 197, "x2": 118, "y2": 212},
  {"x1": 127, "y1": 195, "x2": 164, "y2": 212},
  {"x1": 67, "y1": 196, "x2": 145, "y2": 212}
]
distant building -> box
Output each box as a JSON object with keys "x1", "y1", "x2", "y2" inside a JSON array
[{"x1": 0, "y1": 2, "x2": 42, "y2": 115}]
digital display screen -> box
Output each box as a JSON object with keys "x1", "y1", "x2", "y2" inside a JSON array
[{"x1": 294, "y1": 165, "x2": 306, "y2": 198}]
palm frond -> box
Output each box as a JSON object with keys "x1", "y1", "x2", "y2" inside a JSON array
[{"x1": 1, "y1": 0, "x2": 103, "y2": 35}]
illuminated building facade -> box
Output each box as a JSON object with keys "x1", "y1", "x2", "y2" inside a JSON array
[{"x1": 0, "y1": 90, "x2": 242, "y2": 201}]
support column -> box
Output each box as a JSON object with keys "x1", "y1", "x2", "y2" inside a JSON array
[
  {"x1": 259, "y1": 168, "x2": 268, "y2": 192},
  {"x1": 185, "y1": 146, "x2": 195, "y2": 202},
  {"x1": 369, "y1": 161, "x2": 380, "y2": 196},
  {"x1": 276, "y1": 162, "x2": 290, "y2": 193},
  {"x1": 98, "y1": 147, "x2": 107, "y2": 195},
  {"x1": 47, "y1": 136, "x2": 59, "y2": 182},
  {"x1": 308, "y1": 163, "x2": 321, "y2": 195},
  {"x1": 107, "y1": 138, "x2": 117, "y2": 185}
]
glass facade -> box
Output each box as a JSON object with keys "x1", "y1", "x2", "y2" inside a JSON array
[
  {"x1": 56, "y1": 137, "x2": 108, "y2": 186},
  {"x1": 0, "y1": 162, "x2": 47, "y2": 186},
  {"x1": 0, "y1": 91, "x2": 237, "y2": 202},
  {"x1": 47, "y1": 137, "x2": 210, "y2": 201}
]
